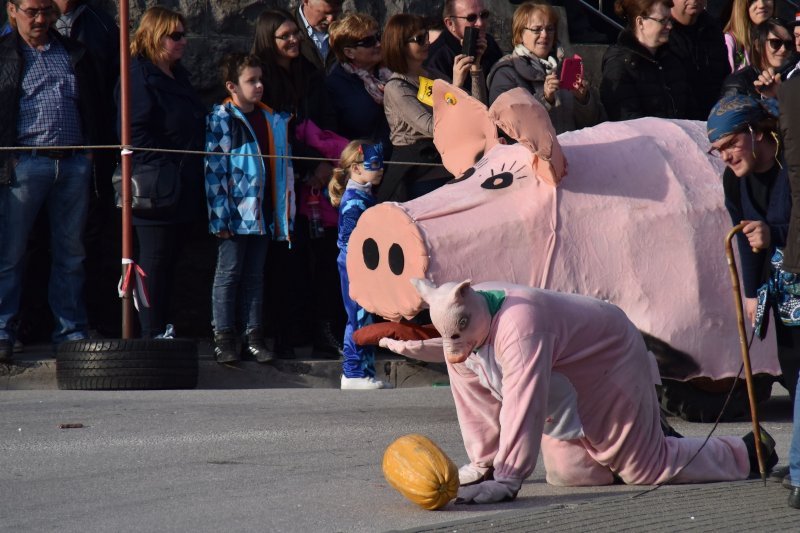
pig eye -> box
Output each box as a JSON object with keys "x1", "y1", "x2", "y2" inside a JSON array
[
  {"x1": 363, "y1": 238, "x2": 379, "y2": 270},
  {"x1": 458, "y1": 316, "x2": 469, "y2": 330},
  {"x1": 389, "y1": 243, "x2": 404, "y2": 276},
  {"x1": 481, "y1": 172, "x2": 514, "y2": 190},
  {"x1": 447, "y1": 166, "x2": 475, "y2": 185}
]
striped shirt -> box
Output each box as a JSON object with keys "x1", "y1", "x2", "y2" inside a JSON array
[{"x1": 17, "y1": 37, "x2": 84, "y2": 147}]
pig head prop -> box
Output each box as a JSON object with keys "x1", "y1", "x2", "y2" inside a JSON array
[{"x1": 346, "y1": 81, "x2": 779, "y2": 381}]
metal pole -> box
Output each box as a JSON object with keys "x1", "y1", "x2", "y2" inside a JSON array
[
  {"x1": 724, "y1": 223, "x2": 766, "y2": 484},
  {"x1": 119, "y1": 0, "x2": 134, "y2": 339}
]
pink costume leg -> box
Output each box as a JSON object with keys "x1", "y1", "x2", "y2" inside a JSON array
[
  {"x1": 581, "y1": 379, "x2": 751, "y2": 485},
  {"x1": 540, "y1": 434, "x2": 615, "y2": 486}
]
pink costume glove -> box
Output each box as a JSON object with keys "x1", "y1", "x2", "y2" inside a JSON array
[
  {"x1": 455, "y1": 478, "x2": 521, "y2": 504},
  {"x1": 378, "y1": 337, "x2": 445, "y2": 363}
]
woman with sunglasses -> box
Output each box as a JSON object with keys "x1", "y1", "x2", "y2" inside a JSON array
[
  {"x1": 251, "y1": 8, "x2": 339, "y2": 358},
  {"x1": 600, "y1": 0, "x2": 693, "y2": 121},
  {"x1": 721, "y1": 18, "x2": 794, "y2": 98},
  {"x1": 378, "y1": 13, "x2": 485, "y2": 202},
  {"x1": 119, "y1": 6, "x2": 206, "y2": 338},
  {"x1": 326, "y1": 13, "x2": 392, "y2": 159},
  {"x1": 723, "y1": 0, "x2": 775, "y2": 72},
  {"x1": 487, "y1": 1, "x2": 604, "y2": 134},
  {"x1": 707, "y1": 94, "x2": 800, "y2": 404}
]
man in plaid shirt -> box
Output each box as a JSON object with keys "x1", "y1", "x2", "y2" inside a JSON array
[{"x1": 0, "y1": 0, "x2": 101, "y2": 361}]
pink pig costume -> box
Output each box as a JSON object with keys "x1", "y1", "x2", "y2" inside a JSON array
[{"x1": 396, "y1": 279, "x2": 751, "y2": 503}]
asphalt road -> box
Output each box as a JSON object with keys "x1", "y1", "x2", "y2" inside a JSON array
[{"x1": 0, "y1": 386, "x2": 796, "y2": 532}]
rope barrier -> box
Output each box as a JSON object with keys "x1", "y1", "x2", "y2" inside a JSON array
[{"x1": 0, "y1": 144, "x2": 446, "y2": 168}]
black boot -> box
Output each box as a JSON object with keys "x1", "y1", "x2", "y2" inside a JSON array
[
  {"x1": 214, "y1": 330, "x2": 240, "y2": 364},
  {"x1": 743, "y1": 425, "x2": 779, "y2": 475},
  {"x1": 790, "y1": 487, "x2": 800, "y2": 509},
  {"x1": 246, "y1": 328, "x2": 275, "y2": 364},
  {"x1": 314, "y1": 320, "x2": 344, "y2": 359}
]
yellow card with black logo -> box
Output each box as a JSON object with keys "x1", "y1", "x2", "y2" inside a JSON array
[{"x1": 417, "y1": 76, "x2": 434, "y2": 107}]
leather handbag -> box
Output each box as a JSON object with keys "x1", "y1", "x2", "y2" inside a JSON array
[{"x1": 112, "y1": 158, "x2": 181, "y2": 219}]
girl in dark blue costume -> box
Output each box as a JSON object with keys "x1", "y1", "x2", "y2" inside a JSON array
[{"x1": 329, "y1": 141, "x2": 392, "y2": 390}]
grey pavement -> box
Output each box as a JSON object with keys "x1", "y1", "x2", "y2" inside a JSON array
[{"x1": 1, "y1": 384, "x2": 798, "y2": 532}]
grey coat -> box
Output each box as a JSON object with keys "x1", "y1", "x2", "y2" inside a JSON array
[{"x1": 488, "y1": 54, "x2": 605, "y2": 134}]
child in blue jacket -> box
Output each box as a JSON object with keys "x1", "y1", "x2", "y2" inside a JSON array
[
  {"x1": 329, "y1": 140, "x2": 392, "y2": 389},
  {"x1": 205, "y1": 53, "x2": 293, "y2": 364}
]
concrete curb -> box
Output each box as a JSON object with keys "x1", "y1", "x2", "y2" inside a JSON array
[
  {"x1": 0, "y1": 340, "x2": 449, "y2": 390},
  {"x1": 398, "y1": 480, "x2": 800, "y2": 532}
]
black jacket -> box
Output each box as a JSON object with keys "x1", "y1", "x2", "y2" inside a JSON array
[
  {"x1": 668, "y1": 12, "x2": 730, "y2": 120},
  {"x1": 425, "y1": 29, "x2": 503, "y2": 94},
  {"x1": 600, "y1": 30, "x2": 694, "y2": 121},
  {"x1": 294, "y1": 6, "x2": 337, "y2": 73},
  {"x1": 0, "y1": 29, "x2": 102, "y2": 183},
  {"x1": 325, "y1": 62, "x2": 392, "y2": 159},
  {"x1": 780, "y1": 77, "x2": 800, "y2": 272},
  {"x1": 116, "y1": 56, "x2": 206, "y2": 225},
  {"x1": 719, "y1": 66, "x2": 761, "y2": 98}
]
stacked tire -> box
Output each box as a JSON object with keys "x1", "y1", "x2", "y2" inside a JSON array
[{"x1": 57, "y1": 339, "x2": 198, "y2": 390}]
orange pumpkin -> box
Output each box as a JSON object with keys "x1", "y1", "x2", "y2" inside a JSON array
[{"x1": 382, "y1": 434, "x2": 459, "y2": 510}]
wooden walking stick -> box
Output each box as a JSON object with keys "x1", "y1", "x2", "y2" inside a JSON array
[{"x1": 724, "y1": 222, "x2": 767, "y2": 484}]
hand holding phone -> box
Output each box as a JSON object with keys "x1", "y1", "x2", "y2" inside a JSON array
[
  {"x1": 462, "y1": 26, "x2": 478, "y2": 58},
  {"x1": 559, "y1": 54, "x2": 584, "y2": 92}
]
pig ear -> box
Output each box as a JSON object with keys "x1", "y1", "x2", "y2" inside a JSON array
[
  {"x1": 432, "y1": 80, "x2": 499, "y2": 177},
  {"x1": 410, "y1": 278, "x2": 436, "y2": 307},
  {"x1": 489, "y1": 88, "x2": 567, "y2": 186},
  {"x1": 450, "y1": 279, "x2": 473, "y2": 303}
]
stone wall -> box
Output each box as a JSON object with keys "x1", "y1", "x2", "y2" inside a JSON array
[{"x1": 87, "y1": 0, "x2": 520, "y2": 101}]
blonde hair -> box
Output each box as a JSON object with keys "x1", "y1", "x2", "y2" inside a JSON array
[
  {"x1": 512, "y1": 2, "x2": 560, "y2": 46},
  {"x1": 328, "y1": 139, "x2": 369, "y2": 208},
  {"x1": 328, "y1": 13, "x2": 379, "y2": 63},
  {"x1": 131, "y1": 6, "x2": 186, "y2": 64},
  {"x1": 723, "y1": 0, "x2": 774, "y2": 61}
]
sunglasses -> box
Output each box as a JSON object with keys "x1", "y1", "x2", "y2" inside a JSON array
[
  {"x1": 766, "y1": 37, "x2": 793, "y2": 52},
  {"x1": 450, "y1": 10, "x2": 491, "y2": 24},
  {"x1": 167, "y1": 31, "x2": 186, "y2": 42},
  {"x1": 348, "y1": 33, "x2": 381, "y2": 48},
  {"x1": 406, "y1": 32, "x2": 429, "y2": 45}
]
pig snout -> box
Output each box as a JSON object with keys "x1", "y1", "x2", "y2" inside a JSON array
[{"x1": 346, "y1": 203, "x2": 430, "y2": 321}]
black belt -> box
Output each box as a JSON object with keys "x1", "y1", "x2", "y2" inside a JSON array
[{"x1": 21, "y1": 149, "x2": 81, "y2": 159}]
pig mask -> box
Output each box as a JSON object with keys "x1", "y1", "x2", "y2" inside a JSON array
[{"x1": 411, "y1": 279, "x2": 491, "y2": 364}]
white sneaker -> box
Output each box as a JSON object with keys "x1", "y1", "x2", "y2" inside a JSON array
[{"x1": 341, "y1": 375, "x2": 394, "y2": 390}]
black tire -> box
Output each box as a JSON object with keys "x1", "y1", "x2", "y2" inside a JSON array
[
  {"x1": 658, "y1": 374, "x2": 775, "y2": 422},
  {"x1": 56, "y1": 338, "x2": 198, "y2": 390}
]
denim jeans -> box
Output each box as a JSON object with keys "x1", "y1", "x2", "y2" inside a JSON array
[
  {"x1": 0, "y1": 152, "x2": 91, "y2": 343},
  {"x1": 211, "y1": 234, "x2": 269, "y2": 333}
]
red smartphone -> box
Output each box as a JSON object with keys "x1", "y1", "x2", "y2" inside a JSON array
[{"x1": 559, "y1": 55, "x2": 584, "y2": 91}]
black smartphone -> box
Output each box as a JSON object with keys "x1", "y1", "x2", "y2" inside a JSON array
[{"x1": 462, "y1": 26, "x2": 478, "y2": 58}]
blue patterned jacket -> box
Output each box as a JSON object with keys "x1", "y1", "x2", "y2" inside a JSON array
[{"x1": 205, "y1": 99, "x2": 294, "y2": 239}]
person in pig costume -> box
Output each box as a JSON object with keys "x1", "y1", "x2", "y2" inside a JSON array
[{"x1": 381, "y1": 279, "x2": 774, "y2": 503}]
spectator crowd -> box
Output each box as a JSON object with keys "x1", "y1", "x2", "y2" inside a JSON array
[{"x1": 0, "y1": 0, "x2": 799, "y2": 390}]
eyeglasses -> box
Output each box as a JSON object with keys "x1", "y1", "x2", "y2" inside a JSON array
[
  {"x1": 275, "y1": 30, "x2": 301, "y2": 41},
  {"x1": 708, "y1": 131, "x2": 751, "y2": 158},
  {"x1": 348, "y1": 33, "x2": 381, "y2": 48},
  {"x1": 406, "y1": 32, "x2": 429, "y2": 45},
  {"x1": 642, "y1": 16, "x2": 673, "y2": 26},
  {"x1": 15, "y1": 5, "x2": 55, "y2": 18},
  {"x1": 766, "y1": 37, "x2": 793, "y2": 52},
  {"x1": 166, "y1": 31, "x2": 186, "y2": 42},
  {"x1": 449, "y1": 10, "x2": 491, "y2": 24},
  {"x1": 524, "y1": 25, "x2": 556, "y2": 35}
]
